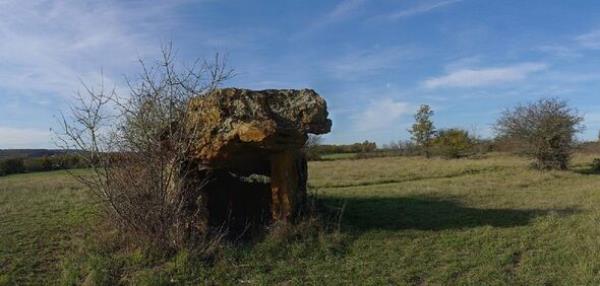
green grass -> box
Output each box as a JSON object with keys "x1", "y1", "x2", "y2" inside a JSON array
[
  {"x1": 4, "y1": 153, "x2": 600, "y2": 284},
  {"x1": 319, "y1": 152, "x2": 357, "y2": 160},
  {"x1": 0, "y1": 170, "x2": 95, "y2": 285}
]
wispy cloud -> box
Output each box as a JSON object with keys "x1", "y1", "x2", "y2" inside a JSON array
[
  {"x1": 328, "y1": 0, "x2": 368, "y2": 20},
  {"x1": 0, "y1": 1, "x2": 186, "y2": 100},
  {"x1": 423, "y1": 62, "x2": 547, "y2": 89},
  {"x1": 443, "y1": 56, "x2": 482, "y2": 71},
  {"x1": 536, "y1": 28, "x2": 600, "y2": 58},
  {"x1": 575, "y1": 30, "x2": 600, "y2": 49},
  {"x1": 325, "y1": 46, "x2": 419, "y2": 79},
  {"x1": 0, "y1": 127, "x2": 52, "y2": 149},
  {"x1": 542, "y1": 71, "x2": 600, "y2": 84},
  {"x1": 291, "y1": 0, "x2": 367, "y2": 40},
  {"x1": 355, "y1": 99, "x2": 411, "y2": 131},
  {"x1": 536, "y1": 45, "x2": 582, "y2": 58},
  {"x1": 386, "y1": 0, "x2": 463, "y2": 20}
]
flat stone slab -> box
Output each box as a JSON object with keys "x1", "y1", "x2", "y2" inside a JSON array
[{"x1": 186, "y1": 88, "x2": 331, "y2": 165}]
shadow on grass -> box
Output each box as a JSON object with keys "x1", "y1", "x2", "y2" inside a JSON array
[
  {"x1": 572, "y1": 167, "x2": 600, "y2": 175},
  {"x1": 314, "y1": 166, "x2": 508, "y2": 189},
  {"x1": 320, "y1": 196, "x2": 578, "y2": 231}
]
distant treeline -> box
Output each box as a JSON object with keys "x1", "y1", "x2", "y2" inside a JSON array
[
  {"x1": 311, "y1": 140, "x2": 377, "y2": 154},
  {"x1": 0, "y1": 149, "x2": 66, "y2": 160},
  {"x1": 5, "y1": 139, "x2": 600, "y2": 174},
  {"x1": 384, "y1": 137, "x2": 600, "y2": 157},
  {"x1": 0, "y1": 150, "x2": 86, "y2": 176},
  {"x1": 381, "y1": 135, "x2": 494, "y2": 158},
  {"x1": 307, "y1": 135, "x2": 586, "y2": 161}
]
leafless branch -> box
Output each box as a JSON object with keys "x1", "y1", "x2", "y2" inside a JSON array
[{"x1": 55, "y1": 45, "x2": 234, "y2": 249}]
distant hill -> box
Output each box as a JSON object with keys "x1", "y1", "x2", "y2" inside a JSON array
[{"x1": 0, "y1": 149, "x2": 68, "y2": 160}]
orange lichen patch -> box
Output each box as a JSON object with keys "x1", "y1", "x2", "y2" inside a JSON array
[
  {"x1": 234, "y1": 122, "x2": 275, "y2": 142},
  {"x1": 184, "y1": 88, "x2": 331, "y2": 166}
]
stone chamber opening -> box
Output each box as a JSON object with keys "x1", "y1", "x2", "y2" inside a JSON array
[{"x1": 182, "y1": 88, "x2": 331, "y2": 235}]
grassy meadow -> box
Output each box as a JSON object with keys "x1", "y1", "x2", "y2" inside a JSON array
[{"x1": 3, "y1": 153, "x2": 600, "y2": 284}]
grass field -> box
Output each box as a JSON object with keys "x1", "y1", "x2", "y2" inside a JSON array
[
  {"x1": 319, "y1": 152, "x2": 358, "y2": 160},
  {"x1": 0, "y1": 170, "x2": 95, "y2": 285},
  {"x1": 3, "y1": 153, "x2": 600, "y2": 284}
]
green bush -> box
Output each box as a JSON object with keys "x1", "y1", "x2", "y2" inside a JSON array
[
  {"x1": 591, "y1": 158, "x2": 600, "y2": 173},
  {"x1": 431, "y1": 128, "x2": 474, "y2": 159},
  {"x1": 0, "y1": 154, "x2": 87, "y2": 176},
  {"x1": 23, "y1": 157, "x2": 51, "y2": 173},
  {"x1": 310, "y1": 141, "x2": 377, "y2": 154},
  {"x1": 0, "y1": 158, "x2": 25, "y2": 175}
]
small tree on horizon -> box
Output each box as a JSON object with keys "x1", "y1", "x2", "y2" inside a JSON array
[
  {"x1": 431, "y1": 128, "x2": 474, "y2": 159},
  {"x1": 409, "y1": 104, "x2": 436, "y2": 158},
  {"x1": 495, "y1": 98, "x2": 583, "y2": 170}
]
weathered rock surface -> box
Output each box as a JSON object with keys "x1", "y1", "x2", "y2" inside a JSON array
[
  {"x1": 186, "y1": 88, "x2": 331, "y2": 166},
  {"x1": 184, "y1": 88, "x2": 331, "y2": 226}
]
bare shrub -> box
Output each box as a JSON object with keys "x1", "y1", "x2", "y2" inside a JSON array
[
  {"x1": 55, "y1": 45, "x2": 234, "y2": 250},
  {"x1": 383, "y1": 140, "x2": 420, "y2": 156},
  {"x1": 495, "y1": 98, "x2": 583, "y2": 170},
  {"x1": 304, "y1": 134, "x2": 323, "y2": 161}
]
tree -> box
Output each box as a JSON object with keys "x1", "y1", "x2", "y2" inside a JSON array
[
  {"x1": 41, "y1": 156, "x2": 53, "y2": 171},
  {"x1": 304, "y1": 134, "x2": 323, "y2": 161},
  {"x1": 0, "y1": 158, "x2": 25, "y2": 175},
  {"x1": 360, "y1": 140, "x2": 377, "y2": 152},
  {"x1": 409, "y1": 104, "x2": 436, "y2": 158},
  {"x1": 495, "y1": 98, "x2": 583, "y2": 170},
  {"x1": 431, "y1": 128, "x2": 474, "y2": 158}
]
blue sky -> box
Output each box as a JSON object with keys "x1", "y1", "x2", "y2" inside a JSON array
[{"x1": 3, "y1": 0, "x2": 600, "y2": 148}]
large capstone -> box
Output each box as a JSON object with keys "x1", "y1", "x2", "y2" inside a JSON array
[{"x1": 184, "y1": 88, "x2": 331, "y2": 230}]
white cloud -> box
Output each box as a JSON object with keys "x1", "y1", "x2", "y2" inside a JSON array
[
  {"x1": 443, "y1": 56, "x2": 482, "y2": 71},
  {"x1": 328, "y1": 0, "x2": 368, "y2": 20},
  {"x1": 542, "y1": 71, "x2": 600, "y2": 84},
  {"x1": 423, "y1": 62, "x2": 547, "y2": 89},
  {"x1": 0, "y1": 0, "x2": 186, "y2": 99},
  {"x1": 536, "y1": 45, "x2": 582, "y2": 58},
  {"x1": 0, "y1": 127, "x2": 52, "y2": 149},
  {"x1": 387, "y1": 0, "x2": 463, "y2": 20},
  {"x1": 536, "y1": 29, "x2": 600, "y2": 58},
  {"x1": 576, "y1": 30, "x2": 600, "y2": 49},
  {"x1": 291, "y1": 0, "x2": 367, "y2": 40},
  {"x1": 355, "y1": 99, "x2": 411, "y2": 131},
  {"x1": 326, "y1": 46, "x2": 418, "y2": 79},
  {"x1": 0, "y1": 0, "x2": 198, "y2": 148}
]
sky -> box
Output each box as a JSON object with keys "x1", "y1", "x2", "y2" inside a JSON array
[{"x1": 3, "y1": 0, "x2": 600, "y2": 148}]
